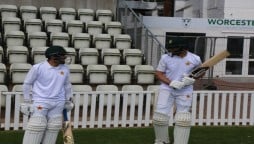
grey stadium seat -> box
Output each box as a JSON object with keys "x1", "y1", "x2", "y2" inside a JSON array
[
  {"x1": 28, "y1": 32, "x2": 47, "y2": 48},
  {"x1": 93, "y1": 33, "x2": 112, "y2": 49},
  {"x1": 31, "y1": 46, "x2": 48, "y2": 64},
  {"x1": 114, "y1": 34, "x2": 132, "y2": 50},
  {"x1": 105, "y1": 21, "x2": 122, "y2": 36},
  {"x1": 79, "y1": 48, "x2": 99, "y2": 66},
  {"x1": 0, "y1": 85, "x2": 9, "y2": 107},
  {"x1": 9, "y1": 63, "x2": 32, "y2": 84},
  {"x1": 121, "y1": 85, "x2": 143, "y2": 105},
  {"x1": 7, "y1": 46, "x2": 29, "y2": 64},
  {"x1": 72, "y1": 33, "x2": 91, "y2": 50},
  {"x1": 72, "y1": 85, "x2": 93, "y2": 106},
  {"x1": 0, "y1": 46, "x2": 3, "y2": 63},
  {"x1": 67, "y1": 64, "x2": 84, "y2": 84},
  {"x1": 134, "y1": 65, "x2": 155, "y2": 84},
  {"x1": 110, "y1": 65, "x2": 132, "y2": 84},
  {"x1": 101, "y1": 48, "x2": 121, "y2": 66},
  {"x1": 86, "y1": 21, "x2": 103, "y2": 36},
  {"x1": 86, "y1": 64, "x2": 108, "y2": 84},
  {"x1": 50, "y1": 32, "x2": 70, "y2": 47},
  {"x1": 4, "y1": 31, "x2": 25, "y2": 47},
  {"x1": 78, "y1": 8, "x2": 95, "y2": 23},
  {"x1": 96, "y1": 84, "x2": 118, "y2": 106},
  {"x1": 123, "y1": 49, "x2": 143, "y2": 66},
  {"x1": 2, "y1": 17, "x2": 21, "y2": 33},
  {"x1": 0, "y1": 63, "x2": 6, "y2": 84},
  {"x1": 147, "y1": 85, "x2": 160, "y2": 106},
  {"x1": 0, "y1": 4, "x2": 17, "y2": 18},
  {"x1": 64, "y1": 47, "x2": 76, "y2": 64},
  {"x1": 24, "y1": 19, "x2": 42, "y2": 33},
  {"x1": 95, "y1": 9, "x2": 113, "y2": 24},
  {"x1": 45, "y1": 19, "x2": 64, "y2": 33},
  {"x1": 59, "y1": 7, "x2": 76, "y2": 22},
  {"x1": 20, "y1": 5, "x2": 38, "y2": 21},
  {"x1": 40, "y1": 6, "x2": 57, "y2": 21},
  {"x1": 66, "y1": 20, "x2": 84, "y2": 35}
]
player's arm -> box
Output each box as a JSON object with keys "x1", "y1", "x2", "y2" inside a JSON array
[
  {"x1": 64, "y1": 70, "x2": 73, "y2": 100},
  {"x1": 155, "y1": 70, "x2": 171, "y2": 85},
  {"x1": 23, "y1": 66, "x2": 38, "y2": 101},
  {"x1": 64, "y1": 69, "x2": 74, "y2": 112}
]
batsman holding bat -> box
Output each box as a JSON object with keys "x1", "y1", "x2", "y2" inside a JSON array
[
  {"x1": 20, "y1": 45, "x2": 74, "y2": 144},
  {"x1": 153, "y1": 37, "x2": 203, "y2": 144}
]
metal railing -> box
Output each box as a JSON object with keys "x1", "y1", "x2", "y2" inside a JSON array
[{"x1": 116, "y1": 0, "x2": 166, "y2": 68}]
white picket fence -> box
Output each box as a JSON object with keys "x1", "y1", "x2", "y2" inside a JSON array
[{"x1": 1, "y1": 90, "x2": 254, "y2": 130}]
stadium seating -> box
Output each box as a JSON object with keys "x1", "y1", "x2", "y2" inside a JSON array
[
  {"x1": 40, "y1": 6, "x2": 57, "y2": 21},
  {"x1": 101, "y1": 49, "x2": 121, "y2": 65},
  {"x1": 28, "y1": 32, "x2": 47, "y2": 48},
  {"x1": 147, "y1": 85, "x2": 160, "y2": 106},
  {"x1": 2, "y1": 17, "x2": 21, "y2": 34},
  {"x1": 0, "y1": 4, "x2": 17, "y2": 18},
  {"x1": 96, "y1": 84, "x2": 118, "y2": 106},
  {"x1": 0, "y1": 4, "x2": 152, "y2": 100},
  {"x1": 11, "y1": 84, "x2": 24, "y2": 102},
  {"x1": 78, "y1": 8, "x2": 95, "y2": 23},
  {"x1": 9, "y1": 63, "x2": 32, "y2": 84},
  {"x1": 0, "y1": 84, "x2": 9, "y2": 107},
  {"x1": 7, "y1": 46, "x2": 29, "y2": 64},
  {"x1": 134, "y1": 65, "x2": 155, "y2": 84},
  {"x1": 123, "y1": 49, "x2": 143, "y2": 66},
  {"x1": 24, "y1": 19, "x2": 42, "y2": 33},
  {"x1": 59, "y1": 7, "x2": 76, "y2": 22},
  {"x1": 110, "y1": 65, "x2": 132, "y2": 84},
  {"x1": 45, "y1": 19, "x2": 64, "y2": 33},
  {"x1": 0, "y1": 63, "x2": 6, "y2": 84},
  {"x1": 19, "y1": 5, "x2": 38, "y2": 21},
  {"x1": 72, "y1": 33, "x2": 91, "y2": 50},
  {"x1": 31, "y1": 46, "x2": 48, "y2": 64},
  {"x1": 64, "y1": 47, "x2": 76, "y2": 64},
  {"x1": 93, "y1": 33, "x2": 112, "y2": 49},
  {"x1": 4, "y1": 30, "x2": 25, "y2": 46},
  {"x1": 67, "y1": 64, "x2": 84, "y2": 84},
  {"x1": 86, "y1": 21, "x2": 103, "y2": 36},
  {"x1": 86, "y1": 64, "x2": 108, "y2": 84},
  {"x1": 105, "y1": 21, "x2": 122, "y2": 36},
  {"x1": 66, "y1": 20, "x2": 84, "y2": 35},
  {"x1": 114, "y1": 34, "x2": 132, "y2": 49},
  {"x1": 72, "y1": 84, "x2": 93, "y2": 106},
  {"x1": 0, "y1": 46, "x2": 3, "y2": 62},
  {"x1": 121, "y1": 85, "x2": 143, "y2": 105},
  {"x1": 79, "y1": 48, "x2": 99, "y2": 66},
  {"x1": 95, "y1": 9, "x2": 113, "y2": 24},
  {"x1": 50, "y1": 32, "x2": 69, "y2": 47}
]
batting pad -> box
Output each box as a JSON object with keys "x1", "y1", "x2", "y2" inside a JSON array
[
  {"x1": 173, "y1": 112, "x2": 191, "y2": 144},
  {"x1": 153, "y1": 112, "x2": 170, "y2": 144},
  {"x1": 22, "y1": 115, "x2": 47, "y2": 144},
  {"x1": 42, "y1": 115, "x2": 62, "y2": 144}
]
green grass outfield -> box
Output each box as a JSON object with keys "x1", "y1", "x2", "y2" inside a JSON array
[{"x1": 0, "y1": 126, "x2": 254, "y2": 144}]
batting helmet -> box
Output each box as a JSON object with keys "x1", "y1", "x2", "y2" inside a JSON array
[
  {"x1": 45, "y1": 45, "x2": 67, "y2": 58},
  {"x1": 167, "y1": 37, "x2": 188, "y2": 50}
]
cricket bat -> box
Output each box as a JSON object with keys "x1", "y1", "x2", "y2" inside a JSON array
[
  {"x1": 63, "y1": 109, "x2": 74, "y2": 144},
  {"x1": 189, "y1": 50, "x2": 230, "y2": 78}
]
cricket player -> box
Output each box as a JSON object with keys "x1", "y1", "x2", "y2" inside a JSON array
[
  {"x1": 153, "y1": 37, "x2": 202, "y2": 144},
  {"x1": 20, "y1": 45, "x2": 74, "y2": 144}
]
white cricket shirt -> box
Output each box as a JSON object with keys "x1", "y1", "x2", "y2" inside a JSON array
[
  {"x1": 23, "y1": 60, "x2": 72, "y2": 101},
  {"x1": 156, "y1": 51, "x2": 202, "y2": 94}
]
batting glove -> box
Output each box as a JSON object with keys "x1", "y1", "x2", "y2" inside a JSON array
[
  {"x1": 20, "y1": 100, "x2": 33, "y2": 116},
  {"x1": 182, "y1": 75, "x2": 195, "y2": 86},
  {"x1": 64, "y1": 99, "x2": 74, "y2": 112},
  {"x1": 169, "y1": 80, "x2": 185, "y2": 89}
]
